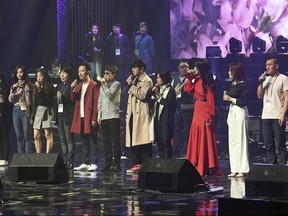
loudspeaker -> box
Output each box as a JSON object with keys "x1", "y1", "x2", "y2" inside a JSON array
[
  {"x1": 218, "y1": 197, "x2": 288, "y2": 216},
  {"x1": 8, "y1": 153, "x2": 69, "y2": 183},
  {"x1": 245, "y1": 163, "x2": 288, "y2": 198},
  {"x1": 138, "y1": 158, "x2": 205, "y2": 193}
]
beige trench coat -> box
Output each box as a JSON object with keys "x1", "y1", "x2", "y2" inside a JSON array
[{"x1": 125, "y1": 72, "x2": 154, "y2": 147}]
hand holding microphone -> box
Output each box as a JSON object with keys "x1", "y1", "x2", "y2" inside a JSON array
[
  {"x1": 152, "y1": 83, "x2": 160, "y2": 94},
  {"x1": 259, "y1": 71, "x2": 268, "y2": 85},
  {"x1": 71, "y1": 79, "x2": 78, "y2": 92}
]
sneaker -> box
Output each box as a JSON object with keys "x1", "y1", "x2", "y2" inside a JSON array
[
  {"x1": 88, "y1": 164, "x2": 98, "y2": 172},
  {"x1": 126, "y1": 164, "x2": 141, "y2": 173},
  {"x1": 0, "y1": 160, "x2": 8, "y2": 166},
  {"x1": 74, "y1": 164, "x2": 90, "y2": 171}
]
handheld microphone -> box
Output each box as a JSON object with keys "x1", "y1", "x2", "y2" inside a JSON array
[
  {"x1": 83, "y1": 32, "x2": 92, "y2": 36},
  {"x1": 148, "y1": 73, "x2": 156, "y2": 77},
  {"x1": 108, "y1": 32, "x2": 113, "y2": 37},
  {"x1": 259, "y1": 71, "x2": 269, "y2": 85},
  {"x1": 132, "y1": 31, "x2": 141, "y2": 35},
  {"x1": 72, "y1": 79, "x2": 78, "y2": 92}
]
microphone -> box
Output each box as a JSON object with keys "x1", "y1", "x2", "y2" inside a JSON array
[
  {"x1": 148, "y1": 73, "x2": 156, "y2": 77},
  {"x1": 132, "y1": 31, "x2": 141, "y2": 35},
  {"x1": 71, "y1": 79, "x2": 78, "y2": 92},
  {"x1": 259, "y1": 71, "x2": 269, "y2": 85},
  {"x1": 83, "y1": 32, "x2": 92, "y2": 36},
  {"x1": 108, "y1": 32, "x2": 113, "y2": 37}
]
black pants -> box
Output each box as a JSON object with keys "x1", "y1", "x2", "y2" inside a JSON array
[
  {"x1": 101, "y1": 118, "x2": 121, "y2": 167},
  {"x1": 131, "y1": 144, "x2": 152, "y2": 165}
]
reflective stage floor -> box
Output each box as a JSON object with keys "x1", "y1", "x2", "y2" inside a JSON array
[{"x1": 0, "y1": 133, "x2": 287, "y2": 215}]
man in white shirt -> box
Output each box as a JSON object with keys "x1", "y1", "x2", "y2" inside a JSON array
[{"x1": 257, "y1": 57, "x2": 288, "y2": 164}]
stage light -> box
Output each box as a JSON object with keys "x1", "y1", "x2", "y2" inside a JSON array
[
  {"x1": 276, "y1": 36, "x2": 288, "y2": 53},
  {"x1": 229, "y1": 37, "x2": 242, "y2": 54},
  {"x1": 252, "y1": 37, "x2": 266, "y2": 53},
  {"x1": 206, "y1": 46, "x2": 221, "y2": 58}
]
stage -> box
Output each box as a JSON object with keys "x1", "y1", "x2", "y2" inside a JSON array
[{"x1": 1, "y1": 130, "x2": 287, "y2": 216}]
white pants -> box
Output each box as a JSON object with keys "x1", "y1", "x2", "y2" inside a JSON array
[{"x1": 227, "y1": 104, "x2": 250, "y2": 173}]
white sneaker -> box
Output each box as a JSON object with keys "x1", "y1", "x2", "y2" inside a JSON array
[
  {"x1": 74, "y1": 164, "x2": 90, "y2": 171},
  {"x1": 88, "y1": 164, "x2": 98, "y2": 172},
  {"x1": 0, "y1": 160, "x2": 8, "y2": 166}
]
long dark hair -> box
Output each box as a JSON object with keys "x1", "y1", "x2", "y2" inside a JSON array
[
  {"x1": 34, "y1": 68, "x2": 53, "y2": 95},
  {"x1": 195, "y1": 59, "x2": 215, "y2": 93},
  {"x1": 12, "y1": 65, "x2": 31, "y2": 84},
  {"x1": 229, "y1": 62, "x2": 248, "y2": 85}
]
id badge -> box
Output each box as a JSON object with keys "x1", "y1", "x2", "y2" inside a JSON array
[
  {"x1": 115, "y1": 48, "x2": 120, "y2": 56},
  {"x1": 265, "y1": 97, "x2": 272, "y2": 108},
  {"x1": 135, "y1": 49, "x2": 139, "y2": 57},
  {"x1": 58, "y1": 104, "x2": 64, "y2": 113}
]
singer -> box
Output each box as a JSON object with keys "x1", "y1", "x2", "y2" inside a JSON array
[
  {"x1": 125, "y1": 59, "x2": 154, "y2": 173},
  {"x1": 106, "y1": 23, "x2": 131, "y2": 86},
  {"x1": 32, "y1": 68, "x2": 56, "y2": 153},
  {"x1": 223, "y1": 62, "x2": 249, "y2": 178},
  {"x1": 8, "y1": 65, "x2": 34, "y2": 154},
  {"x1": 257, "y1": 57, "x2": 288, "y2": 165},
  {"x1": 71, "y1": 63, "x2": 100, "y2": 172},
  {"x1": 83, "y1": 24, "x2": 104, "y2": 80},
  {"x1": 134, "y1": 21, "x2": 154, "y2": 75},
  {"x1": 0, "y1": 74, "x2": 12, "y2": 166},
  {"x1": 183, "y1": 58, "x2": 223, "y2": 177},
  {"x1": 152, "y1": 69, "x2": 176, "y2": 159}
]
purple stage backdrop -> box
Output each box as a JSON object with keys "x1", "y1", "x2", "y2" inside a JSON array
[{"x1": 170, "y1": 0, "x2": 288, "y2": 59}]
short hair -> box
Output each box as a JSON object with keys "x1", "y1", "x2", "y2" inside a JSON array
[
  {"x1": 131, "y1": 59, "x2": 146, "y2": 70},
  {"x1": 78, "y1": 62, "x2": 91, "y2": 72},
  {"x1": 179, "y1": 59, "x2": 190, "y2": 66},
  {"x1": 139, "y1": 21, "x2": 148, "y2": 28},
  {"x1": 60, "y1": 66, "x2": 73, "y2": 77},
  {"x1": 156, "y1": 69, "x2": 172, "y2": 85},
  {"x1": 104, "y1": 65, "x2": 118, "y2": 75},
  {"x1": 266, "y1": 56, "x2": 278, "y2": 65},
  {"x1": 113, "y1": 23, "x2": 121, "y2": 28}
]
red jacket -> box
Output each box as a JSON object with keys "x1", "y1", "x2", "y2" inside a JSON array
[{"x1": 70, "y1": 80, "x2": 100, "y2": 134}]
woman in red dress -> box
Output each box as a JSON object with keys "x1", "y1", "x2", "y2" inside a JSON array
[{"x1": 183, "y1": 59, "x2": 222, "y2": 177}]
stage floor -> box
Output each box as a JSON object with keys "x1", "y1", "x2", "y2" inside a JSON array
[{"x1": 0, "y1": 130, "x2": 277, "y2": 215}]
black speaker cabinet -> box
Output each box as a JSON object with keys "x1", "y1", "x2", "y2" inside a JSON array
[
  {"x1": 138, "y1": 158, "x2": 205, "y2": 193},
  {"x1": 245, "y1": 163, "x2": 288, "y2": 198},
  {"x1": 8, "y1": 153, "x2": 69, "y2": 183}
]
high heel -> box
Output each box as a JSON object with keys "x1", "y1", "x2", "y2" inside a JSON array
[{"x1": 227, "y1": 172, "x2": 237, "y2": 177}]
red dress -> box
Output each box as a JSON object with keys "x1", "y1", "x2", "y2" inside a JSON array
[{"x1": 183, "y1": 74, "x2": 220, "y2": 176}]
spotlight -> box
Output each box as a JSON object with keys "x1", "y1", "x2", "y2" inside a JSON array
[
  {"x1": 229, "y1": 37, "x2": 242, "y2": 54},
  {"x1": 206, "y1": 46, "x2": 221, "y2": 58},
  {"x1": 252, "y1": 37, "x2": 266, "y2": 53},
  {"x1": 276, "y1": 36, "x2": 288, "y2": 53}
]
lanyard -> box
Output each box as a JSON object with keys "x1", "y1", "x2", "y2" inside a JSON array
[{"x1": 266, "y1": 75, "x2": 279, "y2": 97}]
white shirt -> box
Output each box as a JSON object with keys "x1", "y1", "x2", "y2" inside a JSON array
[{"x1": 80, "y1": 83, "x2": 89, "y2": 118}]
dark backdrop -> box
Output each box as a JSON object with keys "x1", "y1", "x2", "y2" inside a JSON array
[{"x1": 0, "y1": 0, "x2": 57, "y2": 72}]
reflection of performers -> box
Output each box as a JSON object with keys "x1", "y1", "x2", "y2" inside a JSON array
[
  {"x1": 223, "y1": 62, "x2": 249, "y2": 178},
  {"x1": 171, "y1": 59, "x2": 194, "y2": 157},
  {"x1": 257, "y1": 57, "x2": 288, "y2": 165},
  {"x1": 183, "y1": 58, "x2": 222, "y2": 177},
  {"x1": 84, "y1": 24, "x2": 104, "y2": 80},
  {"x1": 134, "y1": 21, "x2": 154, "y2": 75},
  {"x1": 106, "y1": 23, "x2": 131, "y2": 86}
]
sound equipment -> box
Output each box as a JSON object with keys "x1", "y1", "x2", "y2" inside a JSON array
[
  {"x1": 8, "y1": 153, "x2": 69, "y2": 183},
  {"x1": 138, "y1": 158, "x2": 206, "y2": 193},
  {"x1": 245, "y1": 163, "x2": 288, "y2": 198},
  {"x1": 218, "y1": 197, "x2": 288, "y2": 216}
]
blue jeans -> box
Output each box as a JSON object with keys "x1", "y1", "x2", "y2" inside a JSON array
[
  {"x1": 81, "y1": 118, "x2": 98, "y2": 165},
  {"x1": 58, "y1": 116, "x2": 75, "y2": 164},
  {"x1": 262, "y1": 119, "x2": 286, "y2": 164},
  {"x1": 12, "y1": 106, "x2": 33, "y2": 153}
]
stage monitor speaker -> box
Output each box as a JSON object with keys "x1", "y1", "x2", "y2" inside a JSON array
[
  {"x1": 245, "y1": 163, "x2": 288, "y2": 198},
  {"x1": 138, "y1": 158, "x2": 205, "y2": 193},
  {"x1": 8, "y1": 153, "x2": 69, "y2": 183}
]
